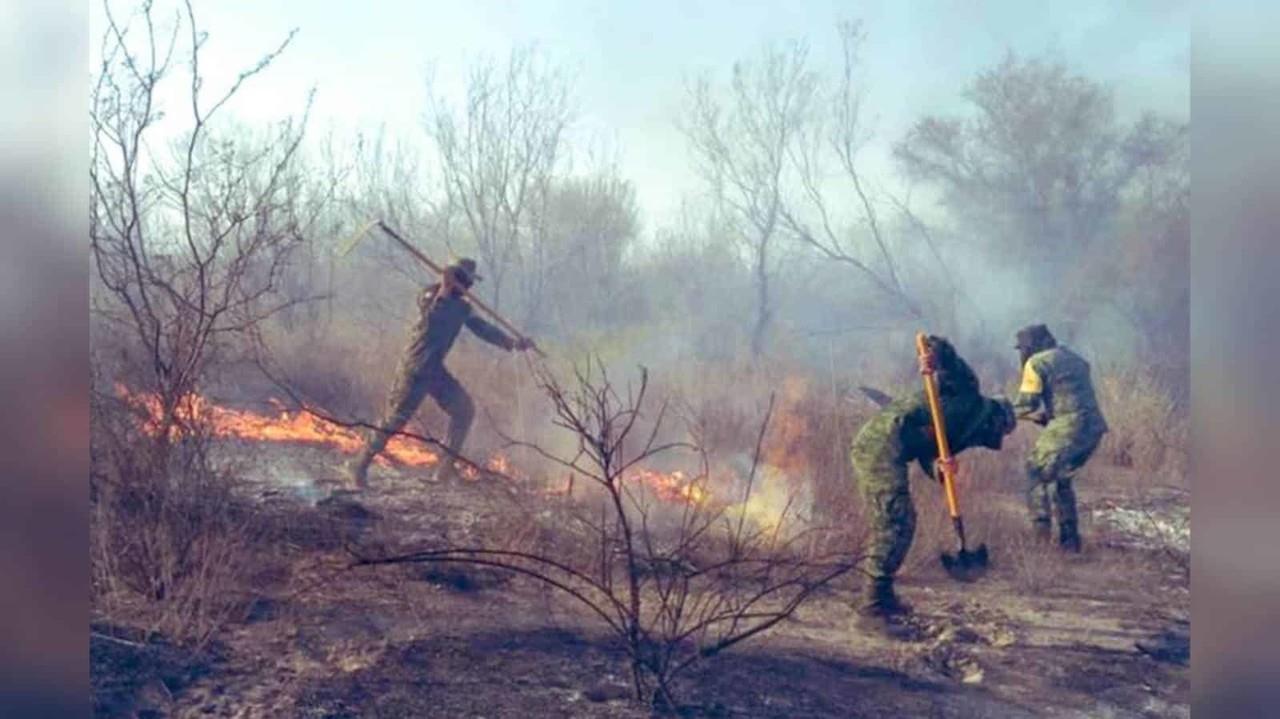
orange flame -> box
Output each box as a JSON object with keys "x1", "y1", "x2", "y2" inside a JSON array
[
  {"x1": 629, "y1": 469, "x2": 709, "y2": 505},
  {"x1": 117, "y1": 386, "x2": 714, "y2": 506},
  {"x1": 117, "y1": 385, "x2": 438, "y2": 468}
]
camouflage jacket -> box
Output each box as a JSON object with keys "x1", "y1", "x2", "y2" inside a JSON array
[
  {"x1": 1013, "y1": 346, "x2": 1108, "y2": 433},
  {"x1": 853, "y1": 386, "x2": 1010, "y2": 478},
  {"x1": 403, "y1": 283, "x2": 515, "y2": 370}
]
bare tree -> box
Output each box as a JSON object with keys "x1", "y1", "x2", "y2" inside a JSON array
[
  {"x1": 682, "y1": 41, "x2": 818, "y2": 358},
  {"x1": 893, "y1": 52, "x2": 1188, "y2": 342},
  {"x1": 90, "y1": 0, "x2": 317, "y2": 431},
  {"x1": 424, "y1": 47, "x2": 573, "y2": 319},
  {"x1": 357, "y1": 361, "x2": 857, "y2": 709},
  {"x1": 1110, "y1": 115, "x2": 1189, "y2": 393},
  {"x1": 779, "y1": 22, "x2": 927, "y2": 322},
  {"x1": 538, "y1": 170, "x2": 640, "y2": 331},
  {"x1": 683, "y1": 27, "x2": 967, "y2": 354},
  {"x1": 89, "y1": 0, "x2": 318, "y2": 645}
]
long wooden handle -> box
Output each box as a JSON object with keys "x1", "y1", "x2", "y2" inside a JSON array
[
  {"x1": 376, "y1": 221, "x2": 545, "y2": 358},
  {"x1": 916, "y1": 333, "x2": 961, "y2": 520}
]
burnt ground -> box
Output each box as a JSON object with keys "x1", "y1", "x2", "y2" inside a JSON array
[{"x1": 91, "y1": 447, "x2": 1190, "y2": 718}]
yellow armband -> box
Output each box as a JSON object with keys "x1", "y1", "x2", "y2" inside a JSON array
[{"x1": 1019, "y1": 362, "x2": 1043, "y2": 394}]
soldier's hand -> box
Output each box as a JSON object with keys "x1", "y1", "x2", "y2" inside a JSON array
[
  {"x1": 918, "y1": 349, "x2": 937, "y2": 375},
  {"x1": 513, "y1": 336, "x2": 536, "y2": 352},
  {"x1": 934, "y1": 457, "x2": 957, "y2": 482}
]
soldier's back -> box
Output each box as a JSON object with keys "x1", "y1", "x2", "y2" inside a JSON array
[
  {"x1": 1030, "y1": 346, "x2": 1105, "y2": 427},
  {"x1": 405, "y1": 291, "x2": 473, "y2": 367}
]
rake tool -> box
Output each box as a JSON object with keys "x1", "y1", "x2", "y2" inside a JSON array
[
  {"x1": 915, "y1": 332, "x2": 989, "y2": 581},
  {"x1": 341, "y1": 219, "x2": 545, "y2": 358}
]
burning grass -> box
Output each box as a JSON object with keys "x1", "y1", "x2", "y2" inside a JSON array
[{"x1": 116, "y1": 384, "x2": 440, "y2": 469}]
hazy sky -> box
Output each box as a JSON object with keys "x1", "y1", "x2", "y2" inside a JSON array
[{"x1": 90, "y1": 0, "x2": 1188, "y2": 228}]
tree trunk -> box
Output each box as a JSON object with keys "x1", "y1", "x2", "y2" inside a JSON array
[{"x1": 750, "y1": 240, "x2": 770, "y2": 358}]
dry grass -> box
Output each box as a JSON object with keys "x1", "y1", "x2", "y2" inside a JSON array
[
  {"x1": 90, "y1": 393, "x2": 275, "y2": 651},
  {"x1": 1094, "y1": 366, "x2": 1188, "y2": 485}
]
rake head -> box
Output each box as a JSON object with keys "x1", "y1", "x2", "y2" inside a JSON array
[{"x1": 338, "y1": 219, "x2": 382, "y2": 259}]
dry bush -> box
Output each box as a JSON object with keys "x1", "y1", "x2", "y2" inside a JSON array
[
  {"x1": 90, "y1": 393, "x2": 265, "y2": 651},
  {"x1": 89, "y1": 0, "x2": 318, "y2": 650},
  {"x1": 360, "y1": 361, "x2": 858, "y2": 710},
  {"x1": 1001, "y1": 533, "x2": 1067, "y2": 593},
  {"x1": 655, "y1": 356, "x2": 877, "y2": 526},
  {"x1": 1094, "y1": 367, "x2": 1187, "y2": 484}
]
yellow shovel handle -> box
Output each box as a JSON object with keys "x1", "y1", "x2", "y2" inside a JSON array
[{"x1": 916, "y1": 332, "x2": 961, "y2": 520}]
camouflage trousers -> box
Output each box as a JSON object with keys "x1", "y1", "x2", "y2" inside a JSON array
[
  {"x1": 1026, "y1": 418, "x2": 1104, "y2": 527},
  {"x1": 352, "y1": 363, "x2": 475, "y2": 476},
  {"x1": 851, "y1": 449, "x2": 915, "y2": 585}
]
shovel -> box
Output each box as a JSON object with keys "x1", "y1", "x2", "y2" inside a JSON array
[{"x1": 915, "y1": 333, "x2": 990, "y2": 582}]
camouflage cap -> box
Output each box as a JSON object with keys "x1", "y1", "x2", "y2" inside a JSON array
[{"x1": 1015, "y1": 324, "x2": 1056, "y2": 353}]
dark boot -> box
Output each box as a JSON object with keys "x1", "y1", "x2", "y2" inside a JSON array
[
  {"x1": 346, "y1": 453, "x2": 374, "y2": 490},
  {"x1": 1059, "y1": 520, "x2": 1082, "y2": 553},
  {"x1": 854, "y1": 578, "x2": 917, "y2": 640},
  {"x1": 860, "y1": 577, "x2": 911, "y2": 616},
  {"x1": 1033, "y1": 518, "x2": 1053, "y2": 545}
]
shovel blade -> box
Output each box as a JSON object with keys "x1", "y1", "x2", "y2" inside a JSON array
[{"x1": 940, "y1": 543, "x2": 989, "y2": 582}]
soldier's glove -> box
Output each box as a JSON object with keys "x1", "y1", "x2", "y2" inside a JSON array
[
  {"x1": 934, "y1": 456, "x2": 958, "y2": 483},
  {"x1": 918, "y1": 349, "x2": 937, "y2": 375}
]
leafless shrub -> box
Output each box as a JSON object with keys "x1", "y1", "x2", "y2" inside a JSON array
[
  {"x1": 357, "y1": 360, "x2": 857, "y2": 710},
  {"x1": 90, "y1": 390, "x2": 260, "y2": 651},
  {"x1": 90, "y1": 0, "x2": 319, "y2": 650},
  {"x1": 1002, "y1": 533, "x2": 1065, "y2": 594},
  {"x1": 91, "y1": 0, "x2": 319, "y2": 433},
  {"x1": 1095, "y1": 367, "x2": 1187, "y2": 482}
]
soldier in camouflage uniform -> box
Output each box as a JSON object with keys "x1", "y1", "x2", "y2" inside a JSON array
[
  {"x1": 347, "y1": 259, "x2": 533, "y2": 488},
  {"x1": 1013, "y1": 324, "x2": 1108, "y2": 552},
  {"x1": 850, "y1": 336, "x2": 1015, "y2": 635}
]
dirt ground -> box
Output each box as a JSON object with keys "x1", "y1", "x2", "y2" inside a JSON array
[{"x1": 91, "y1": 445, "x2": 1190, "y2": 718}]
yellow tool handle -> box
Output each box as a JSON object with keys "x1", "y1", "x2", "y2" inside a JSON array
[
  {"x1": 916, "y1": 332, "x2": 961, "y2": 520},
  {"x1": 375, "y1": 221, "x2": 546, "y2": 358}
]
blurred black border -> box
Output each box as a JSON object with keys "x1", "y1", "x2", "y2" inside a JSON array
[
  {"x1": 0, "y1": 0, "x2": 90, "y2": 716},
  {"x1": 1192, "y1": 2, "x2": 1280, "y2": 717}
]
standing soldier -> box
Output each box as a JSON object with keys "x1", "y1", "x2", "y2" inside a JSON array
[
  {"x1": 851, "y1": 336, "x2": 1015, "y2": 637},
  {"x1": 1012, "y1": 324, "x2": 1108, "y2": 552},
  {"x1": 347, "y1": 258, "x2": 534, "y2": 488}
]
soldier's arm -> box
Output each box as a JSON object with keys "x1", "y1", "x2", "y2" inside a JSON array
[
  {"x1": 917, "y1": 456, "x2": 938, "y2": 481},
  {"x1": 464, "y1": 312, "x2": 517, "y2": 350},
  {"x1": 1013, "y1": 360, "x2": 1047, "y2": 424}
]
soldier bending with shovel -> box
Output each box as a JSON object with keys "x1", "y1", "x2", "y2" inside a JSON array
[
  {"x1": 347, "y1": 258, "x2": 534, "y2": 488},
  {"x1": 850, "y1": 335, "x2": 1014, "y2": 638}
]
